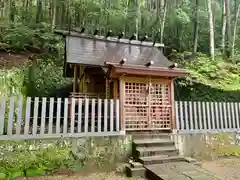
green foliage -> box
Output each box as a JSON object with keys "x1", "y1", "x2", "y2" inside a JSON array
[
  {"x1": 24, "y1": 57, "x2": 72, "y2": 97},
  {"x1": 0, "y1": 23, "x2": 63, "y2": 54},
  {"x1": 185, "y1": 55, "x2": 240, "y2": 91},
  {"x1": 0, "y1": 140, "x2": 73, "y2": 179}
]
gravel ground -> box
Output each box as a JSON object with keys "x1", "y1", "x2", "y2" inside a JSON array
[
  {"x1": 15, "y1": 172, "x2": 145, "y2": 180},
  {"x1": 202, "y1": 157, "x2": 240, "y2": 180}
]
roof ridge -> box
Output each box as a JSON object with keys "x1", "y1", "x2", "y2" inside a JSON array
[{"x1": 65, "y1": 31, "x2": 165, "y2": 48}]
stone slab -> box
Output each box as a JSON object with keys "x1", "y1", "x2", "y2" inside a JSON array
[{"x1": 145, "y1": 162, "x2": 222, "y2": 180}]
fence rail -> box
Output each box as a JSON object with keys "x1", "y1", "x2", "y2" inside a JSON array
[
  {"x1": 176, "y1": 101, "x2": 240, "y2": 133},
  {"x1": 0, "y1": 96, "x2": 121, "y2": 140}
]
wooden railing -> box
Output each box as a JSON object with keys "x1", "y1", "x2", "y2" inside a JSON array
[
  {"x1": 0, "y1": 96, "x2": 122, "y2": 140},
  {"x1": 69, "y1": 92, "x2": 105, "y2": 99}
]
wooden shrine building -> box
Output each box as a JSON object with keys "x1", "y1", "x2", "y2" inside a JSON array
[{"x1": 59, "y1": 30, "x2": 187, "y2": 133}]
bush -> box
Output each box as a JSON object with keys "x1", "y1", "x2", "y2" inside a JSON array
[{"x1": 0, "y1": 140, "x2": 73, "y2": 179}]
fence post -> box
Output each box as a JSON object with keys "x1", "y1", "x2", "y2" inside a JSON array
[
  {"x1": 0, "y1": 96, "x2": 6, "y2": 135},
  {"x1": 116, "y1": 99, "x2": 120, "y2": 132}
]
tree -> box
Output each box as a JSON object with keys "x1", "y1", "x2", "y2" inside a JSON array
[
  {"x1": 207, "y1": 0, "x2": 215, "y2": 60},
  {"x1": 193, "y1": 0, "x2": 200, "y2": 53},
  {"x1": 221, "y1": 0, "x2": 227, "y2": 56}
]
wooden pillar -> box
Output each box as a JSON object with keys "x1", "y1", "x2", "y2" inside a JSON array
[
  {"x1": 113, "y1": 79, "x2": 119, "y2": 99},
  {"x1": 73, "y1": 64, "x2": 78, "y2": 92},
  {"x1": 119, "y1": 77, "x2": 125, "y2": 131},
  {"x1": 170, "y1": 79, "x2": 176, "y2": 130}
]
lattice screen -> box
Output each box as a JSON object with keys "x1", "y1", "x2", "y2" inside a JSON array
[
  {"x1": 124, "y1": 80, "x2": 171, "y2": 130},
  {"x1": 150, "y1": 83, "x2": 171, "y2": 129},
  {"x1": 125, "y1": 82, "x2": 148, "y2": 130}
]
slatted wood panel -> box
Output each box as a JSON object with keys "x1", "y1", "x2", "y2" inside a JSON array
[
  {"x1": 176, "y1": 101, "x2": 240, "y2": 133},
  {"x1": 0, "y1": 96, "x2": 121, "y2": 140},
  {"x1": 124, "y1": 79, "x2": 171, "y2": 130}
]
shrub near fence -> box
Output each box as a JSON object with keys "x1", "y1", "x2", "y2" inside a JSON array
[
  {"x1": 0, "y1": 96, "x2": 121, "y2": 140},
  {"x1": 176, "y1": 101, "x2": 240, "y2": 133}
]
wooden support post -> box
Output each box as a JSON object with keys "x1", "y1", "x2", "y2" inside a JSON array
[
  {"x1": 119, "y1": 77, "x2": 125, "y2": 131},
  {"x1": 170, "y1": 79, "x2": 176, "y2": 130},
  {"x1": 113, "y1": 79, "x2": 119, "y2": 99},
  {"x1": 73, "y1": 64, "x2": 78, "y2": 92}
]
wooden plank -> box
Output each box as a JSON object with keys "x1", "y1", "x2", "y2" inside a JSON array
[
  {"x1": 40, "y1": 97, "x2": 47, "y2": 135},
  {"x1": 98, "y1": 99, "x2": 102, "y2": 132},
  {"x1": 210, "y1": 102, "x2": 215, "y2": 130},
  {"x1": 235, "y1": 102, "x2": 240, "y2": 129},
  {"x1": 84, "y1": 98, "x2": 89, "y2": 132},
  {"x1": 0, "y1": 131, "x2": 123, "y2": 140},
  {"x1": 202, "y1": 102, "x2": 207, "y2": 130},
  {"x1": 189, "y1": 101, "x2": 193, "y2": 130},
  {"x1": 77, "y1": 99, "x2": 82, "y2": 133},
  {"x1": 219, "y1": 102, "x2": 224, "y2": 129},
  {"x1": 16, "y1": 96, "x2": 23, "y2": 135},
  {"x1": 7, "y1": 97, "x2": 15, "y2": 135},
  {"x1": 214, "y1": 102, "x2": 220, "y2": 130},
  {"x1": 206, "y1": 102, "x2": 211, "y2": 129},
  {"x1": 104, "y1": 99, "x2": 108, "y2": 132},
  {"x1": 56, "y1": 98, "x2": 61, "y2": 134},
  {"x1": 231, "y1": 103, "x2": 236, "y2": 129},
  {"x1": 91, "y1": 99, "x2": 96, "y2": 133},
  {"x1": 170, "y1": 80, "x2": 176, "y2": 129},
  {"x1": 119, "y1": 78, "x2": 125, "y2": 131},
  {"x1": 24, "y1": 97, "x2": 31, "y2": 135},
  {"x1": 0, "y1": 96, "x2": 6, "y2": 135},
  {"x1": 70, "y1": 98, "x2": 75, "y2": 134},
  {"x1": 48, "y1": 98, "x2": 54, "y2": 134},
  {"x1": 223, "y1": 102, "x2": 227, "y2": 129},
  {"x1": 175, "y1": 102, "x2": 179, "y2": 130},
  {"x1": 110, "y1": 99, "x2": 114, "y2": 132},
  {"x1": 184, "y1": 101, "x2": 189, "y2": 130},
  {"x1": 227, "y1": 102, "x2": 232, "y2": 129},
  {"x1": 198, "y1": 101, "x2": 203, "y2": 130},
  {"x1": 193, "y1": 101, "x2": 198, "y2": 129},
  {"x1": 179, "y1": 101, "x2": 184, "y2": 130},
  {"x1": 116, "y1": 99, "x2": 120, "y2": 131},
  {"x1": 63, "y1": 98, "x2": 68, "y2": 134},
  {"x1": 32, "y1": 97, "x2": 39, "y2": 136}
]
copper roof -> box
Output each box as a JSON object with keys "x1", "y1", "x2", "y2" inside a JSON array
[{"x1": 65, "y1": 34, "x2": 173, "y2": 68}]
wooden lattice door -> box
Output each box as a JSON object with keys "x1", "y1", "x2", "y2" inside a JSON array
[{"x1": 124, "y1": 78, "x2": 172, "y2": 131}]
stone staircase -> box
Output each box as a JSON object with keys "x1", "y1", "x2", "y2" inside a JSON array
[{"x1": 126, "y1": 133, "x2": 202, "y2": 179}]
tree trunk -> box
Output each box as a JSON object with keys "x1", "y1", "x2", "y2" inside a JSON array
[
  {"x1": 51, "y1": 0, "x2": 56, "y2": 30},
  {"x1": 232, "y1": 4, "x2": 240, "y2": 61},
  {"x1": 207, "y1": 0, "x2": 215, "y2": 60},
  {"x1": 221, "y1": 0, "x2": 227, "y2": 56},
  {"x1": 36, "y1": 0, "x2": 42, "y2": 23},
  {"x1": 160, "y1": 0, "x2": 167, "y2": 44},
  {"x1": 225, "y1": 0, "x2": 232, "y2": 59},
  {"x1": 193, "y1": 0, "x2": 199, "y2": 53},
  {"x1": 135, "y1": 0, "x2": 141, "y2": 40}
]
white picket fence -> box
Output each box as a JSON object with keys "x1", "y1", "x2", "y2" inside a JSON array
[
  {"x1": 0, "y1": 96, "x2": 122, "y2": 140},
  {"x1": 1, "y1": 96, "x2": 240, "y2": 140},
  {"x1": 176, "y1": 101, "x2": 240, "y2": 133}
]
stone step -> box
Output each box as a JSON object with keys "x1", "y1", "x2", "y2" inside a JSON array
[
  {"x1": 125, "y1": 163, "x2": 146, "y2": 177},
  {"x1": 133, "y1": 139, "x2": 175, "y2": 147},
  {"x1": 132, "y1": 133, "x2": 171, "y2": 140},
  {"x1": 139, "y1": 155, "x2": 186, "y2": 165},
  {"x1": 129, "y1": 161, "x2": 143, "y2": 168},
  {"x1": 137, "y1": 146, "x2": 179, "y2": 157}
]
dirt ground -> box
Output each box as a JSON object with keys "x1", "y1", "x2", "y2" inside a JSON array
[
  {"x1": 202, "y1": 157, "x2": 240, "y2": 180},
  {"x1": 15, "y1": 172, "x2": 145, "y2": 180}
]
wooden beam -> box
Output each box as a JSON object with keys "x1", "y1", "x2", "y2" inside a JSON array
[
  {"x1": 170, "y1": 80, "x2": 176, "y2": 130},
  {"x1": 73, "y1": 64, "x2": 78, "y2": 92},
  {"x1": 113, "y1": 79, "x2": 119, "y2": 99},
  {"x1": 119, "y1": 77, "x2": 125, "y2": 131}
]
